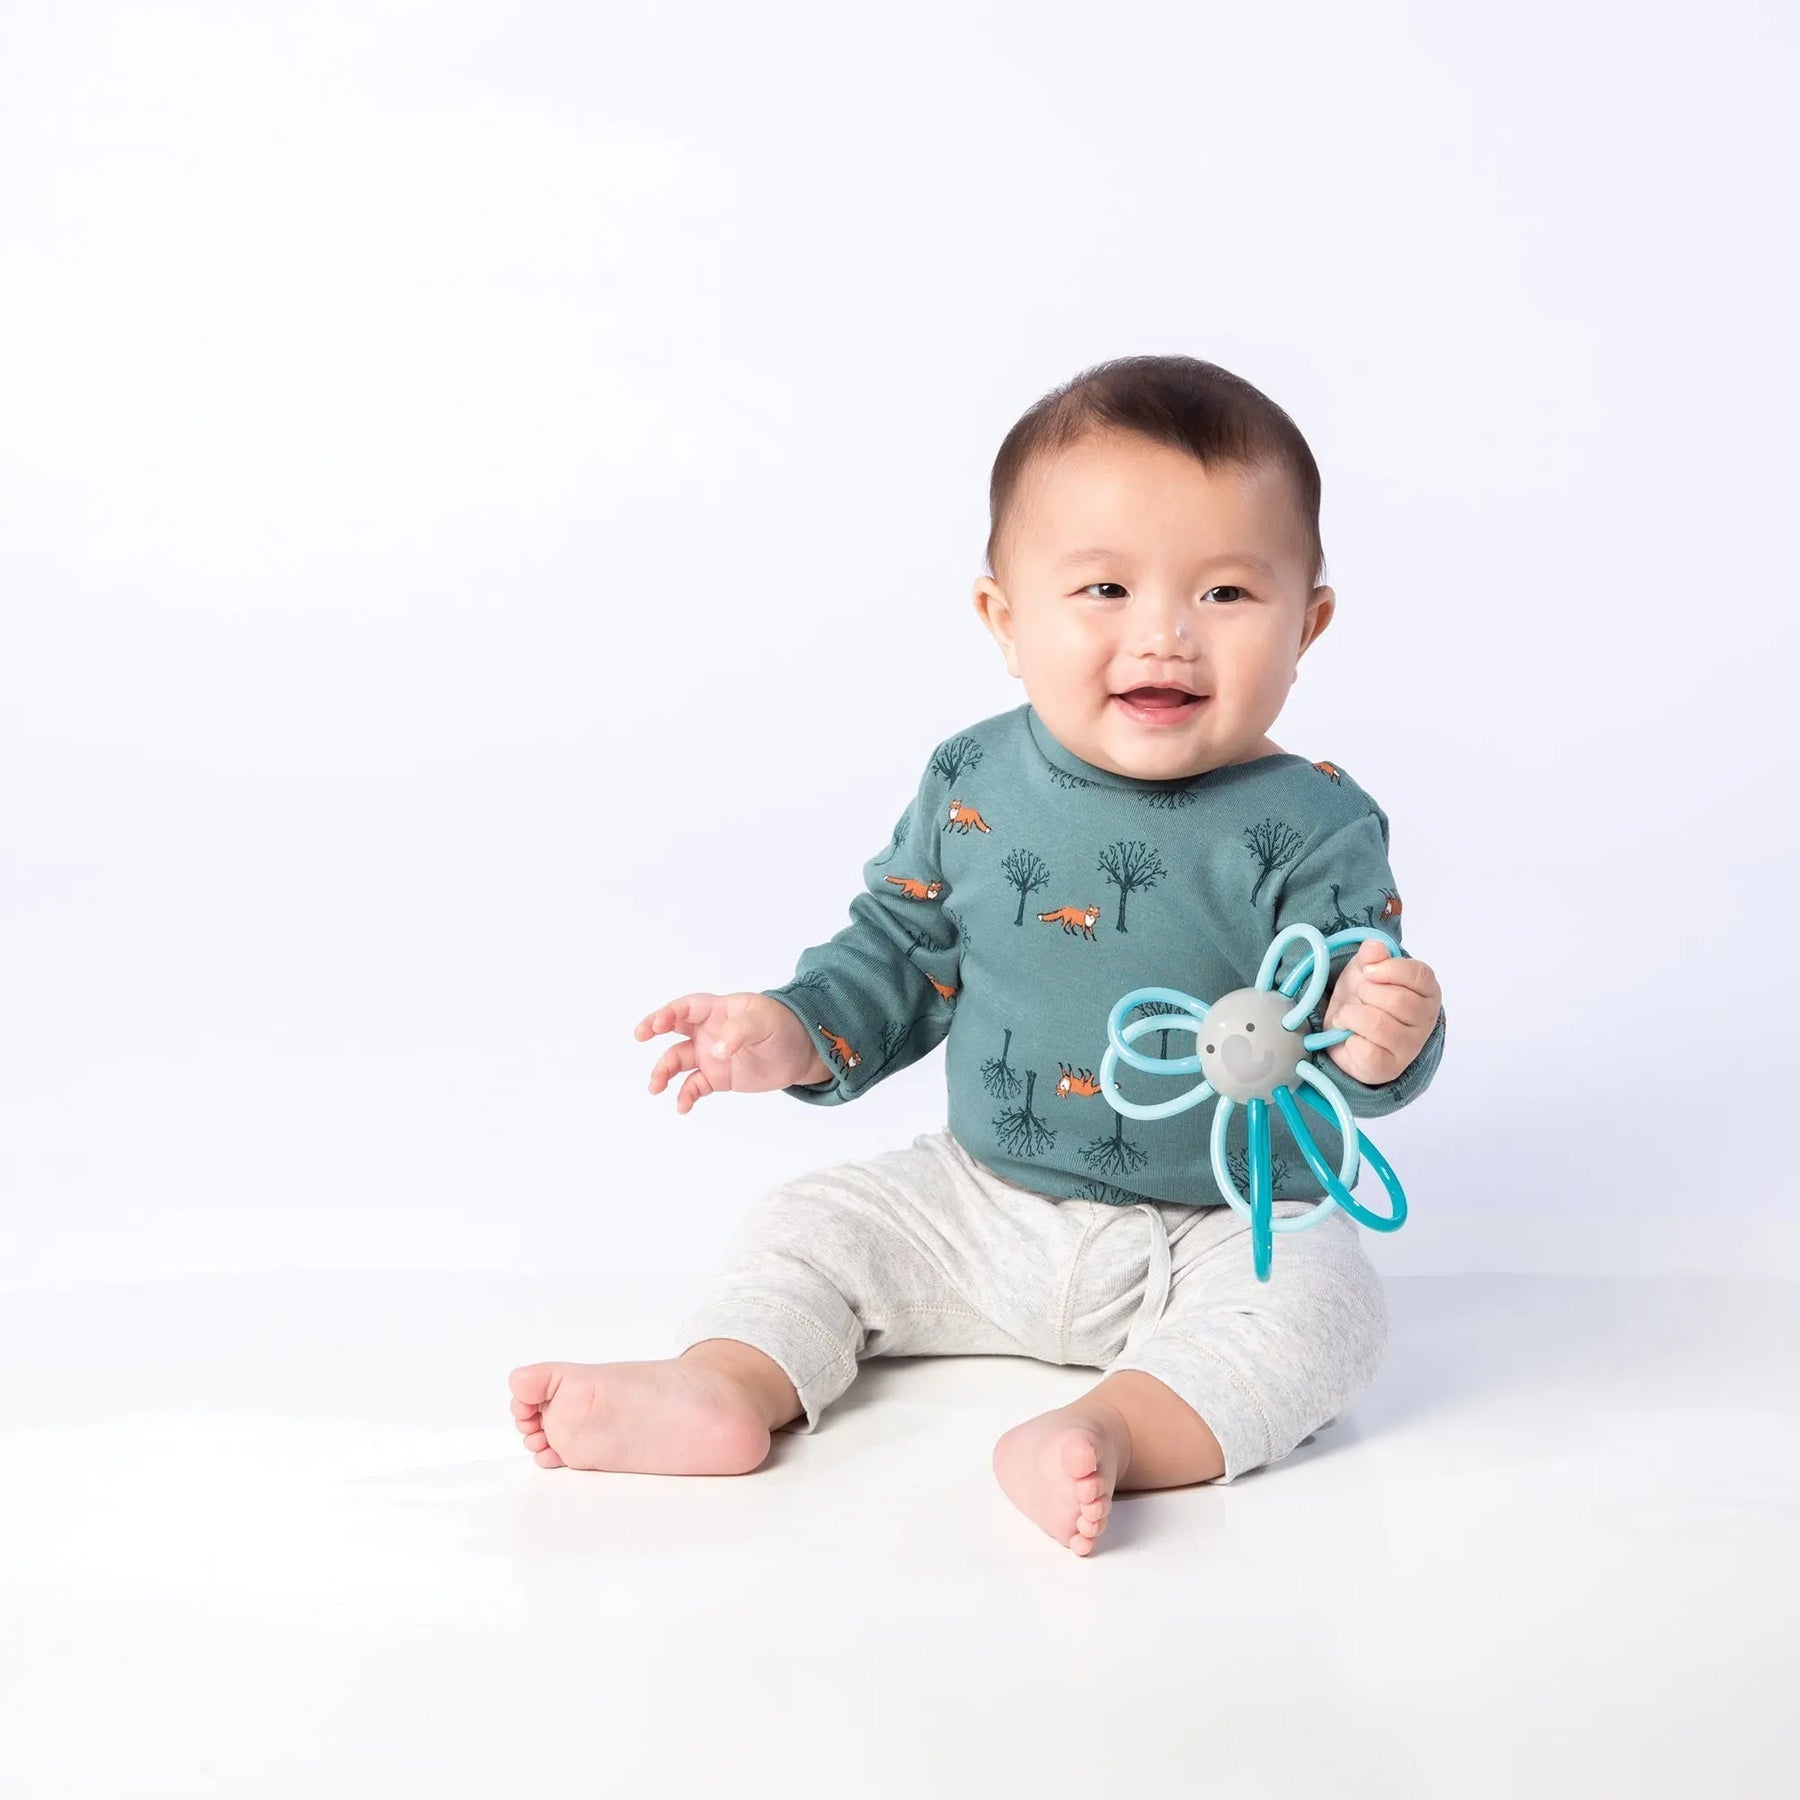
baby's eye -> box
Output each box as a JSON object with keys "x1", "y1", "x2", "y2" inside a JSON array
[{"x1": 1078, "y1": 583, "x2": 1248, "y2": 603}]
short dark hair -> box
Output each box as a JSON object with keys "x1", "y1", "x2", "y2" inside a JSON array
[{"x1": 985, "y1": 354, "x2": 1326, "y2": 589}]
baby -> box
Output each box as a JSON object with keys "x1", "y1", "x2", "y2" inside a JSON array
[{"x1": 509, "y1": 354, "x2": 1446, "y2": 1556}]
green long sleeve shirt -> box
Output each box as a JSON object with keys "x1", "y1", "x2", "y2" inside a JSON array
[{"x1": 762, "y1": 702, "x2": 1446, "y2": 1210}]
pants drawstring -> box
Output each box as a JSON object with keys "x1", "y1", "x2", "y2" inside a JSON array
[{"x1": 1121, "y1": 1205, "x2": 1173, "y2": 1356}]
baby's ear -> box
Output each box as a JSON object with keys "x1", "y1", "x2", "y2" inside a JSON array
[{"x1": 972, "y1": 580, "x2": 1023, "y2": 677}]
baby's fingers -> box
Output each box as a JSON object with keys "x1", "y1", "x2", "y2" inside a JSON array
[
  {"x1": 1366, "y1": 958, "x2": 1439, "y2": 999},
  {"x1": 648, "y1": 1040, "x2": 696, "y2": 1094},
  {"x1": 634, "y1": 994, "x2": 716, "y2": 1040},
  {"x1": 676, "y1": 1069, "x2": 715, "y2": 1113},
  {"x1": 1360, "y1": 983, "x2": 1438, "y2": 1032},
  {"x1": 1332, "y1": 999, "x2": 1411, "y2": 1060}
]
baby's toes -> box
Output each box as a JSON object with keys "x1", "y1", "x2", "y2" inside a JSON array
[
  {"x1": 1074, "y1": 1500, "x2": 1112, "y2": 1546},
  {"x1": 1058, "y1": 1432, "x2": 1099, "y2": 1474},
  {"x1": 524, "y1": 1428, "x2": 549, "y2": 1453},
  {"x1": 534, "y1": 1445, "x2": 565, "y2": 1468}
]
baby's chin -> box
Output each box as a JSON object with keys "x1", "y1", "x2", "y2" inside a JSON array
[
  {"x1": 1106, "y1": 720, "x2": 1290, "y2": 782},
  {"x1": 1089, "y1": 697, "x2": 1218, "y2": 772},
  {"x1": 1082, "y1": 718, "x2": 1228, "y2": 783}
]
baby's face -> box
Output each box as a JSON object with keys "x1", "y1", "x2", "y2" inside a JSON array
[{"x1": 973, "y1": 431, "x2": 1334, "y2": 781}]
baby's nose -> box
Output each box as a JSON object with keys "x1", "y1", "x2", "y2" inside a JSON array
[{"x1": 1126, "y1": 595, "x2": 1206, "y2": 659}]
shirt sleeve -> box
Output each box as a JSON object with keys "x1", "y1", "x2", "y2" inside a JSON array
[
  {"x1": 760, "y1": 753, "x2": 959, "y2": 1105},
  {"x1": 1270, "y1": 801, "x2": 1446, "y2": 1121}
]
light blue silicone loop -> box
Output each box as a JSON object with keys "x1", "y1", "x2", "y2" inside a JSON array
[
  {"x1": 1278, "y1": 926, "x2": 1405, "y2": 1049},
  {"x1": 1257, "y1": 923, "x2": 1331, "y2": 1029},
  {"x1": 1105, "y1": 986, "x2": 1209, "y2": 1075},
  {"x1": 1291, "y1": 1082, "x2": 1408, "y2": 1231},
  {"x1": 1278, "y1": 926, "x2": 1407, "y2": 998},
  {"x1": 1099, "y1": 1016, "x2": 1215, "y2": 1120},
  {"x1": 1297, "y1": 1061, "x2": 1361, "y2": 1191},
  {"x1": 1246, "y1": 1097, "x2": 1273, "y2": 1282},
  {"x1": 1210, "y1": 1095, "x2": 1249, "y2": 1222},
  {"x1": 1257, "y1": 920, "x2": 1321, "y2": 993}
]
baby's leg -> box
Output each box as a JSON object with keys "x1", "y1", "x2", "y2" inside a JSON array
[
  {"x1": 1096, "y1": 1206, "x2": 1389, "y2": 1490},
  {"x1": 993, "y1": 1200, "x2": 1387, "y2": 1553},
  {"x1": 1081, "y1": 1369, "x2": 1228, "y2": 1488},
  {"x1": 508, "y1": 1337, "x2": 802, "y2": 1477},
  {"x1": 509, "y1": 1130, "x2": 1008, "y2": 1475},
  {"x1": 991, "y1": 1369, "x2": 1226, "y2": 1554}
]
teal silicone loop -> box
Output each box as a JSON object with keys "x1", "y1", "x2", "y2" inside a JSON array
[
  {"x1": 1297, "y1": 1061, "x2": 1360, "y2": 1191},
  {"x1": 1211, "y1": 1090, "x2": 1336, "y2": 1240},
  {"x1": 1291, "y1": 1082, "x2": 1408, "y2": 1232},
  {"x1": 1272, "y1": 1084, "x2": 1408, "y2": 1233},
  {"x1": 1246, "y1": 1097, "x2": 1273, "y2": 1282}
]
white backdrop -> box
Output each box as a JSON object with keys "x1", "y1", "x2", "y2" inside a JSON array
[{"x1": 3, "y1": 0, "x2": 1796, "y2": 1291}]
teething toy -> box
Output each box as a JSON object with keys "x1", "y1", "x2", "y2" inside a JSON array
[{"x1": 1099, "y1": 924, "x2": 1410, "y2": 1281}]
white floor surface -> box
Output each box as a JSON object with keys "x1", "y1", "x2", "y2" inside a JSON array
[{"x1": 2, "y1": 1268, "x2": 1796, "y2": 1798}]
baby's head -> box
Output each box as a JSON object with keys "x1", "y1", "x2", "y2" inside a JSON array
[{"x1": 973, "y1": 355, "x2": 1335, "y2": 782}]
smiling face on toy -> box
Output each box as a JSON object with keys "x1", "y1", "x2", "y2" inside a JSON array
[{"x1": 1197, "y1": 986, "x2": 1307, "y2": 1104}]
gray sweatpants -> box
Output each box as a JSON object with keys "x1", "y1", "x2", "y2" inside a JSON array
[{"x1": 669, "y1": 1126, "x2": 1389, "y2": 1484}]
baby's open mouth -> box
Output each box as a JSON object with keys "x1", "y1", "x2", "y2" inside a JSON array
[{"x1": 1115, "y1": 687, "x2": 1205, "y2": 713}]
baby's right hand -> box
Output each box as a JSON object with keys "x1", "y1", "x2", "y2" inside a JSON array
[{"x1": 635, "y1": 992, "x2": 830, "y2": 1113}]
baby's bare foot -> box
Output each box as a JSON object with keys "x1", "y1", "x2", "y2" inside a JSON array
[
  {"x1": 508, "y1": 1358, "x2": 773, "y2": 1476},
  {"x1": 991, "y1": 1401, "x2": 1129, "y2": 1556}
]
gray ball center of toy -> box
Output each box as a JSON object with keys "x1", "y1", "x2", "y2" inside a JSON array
[{"x1": 1198, "y1": 986, "x2": 1308, "y2": 1104}]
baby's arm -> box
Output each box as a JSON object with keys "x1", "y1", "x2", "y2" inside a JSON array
[
  {"x1": 637, "y1": 744, "x2": 960, "y2": 1112},
  {"x1": 758, "y1": 747, "x2": 961, "y2": 1105},
  {"x1": 1271, "y1": 800, "x2": 1446, "y2": 1118}
]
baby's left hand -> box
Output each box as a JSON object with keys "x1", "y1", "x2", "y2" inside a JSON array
[{"x1": 1319, "y1": 940, "x2": 1443, "y2": 1087}]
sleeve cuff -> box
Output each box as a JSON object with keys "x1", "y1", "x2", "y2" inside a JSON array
[{"x1": 761, "y1": 988, "x2": 856, "y2": 1106}]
